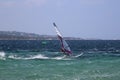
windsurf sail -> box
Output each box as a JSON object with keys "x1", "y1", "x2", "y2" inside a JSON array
[{"x1": 53, "y1": 22, "x2": 72, "y2": 56}]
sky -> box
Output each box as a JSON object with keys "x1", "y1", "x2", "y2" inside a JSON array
[{"x1": 0, "y1": 0, "x2": 120, "y2": 40}]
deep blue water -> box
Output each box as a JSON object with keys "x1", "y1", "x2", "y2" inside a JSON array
[{"x1": 0, "y1": 40, "x2": 120, "y2": 51}]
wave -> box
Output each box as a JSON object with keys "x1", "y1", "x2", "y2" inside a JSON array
[
  {"x1": 24, "y1": 54, "x2": 49, "y2": 60},
  {"x1": 52, "y1": 55, "x2": 72, "y2": 60},
  {"x1": 0, "y1": 51, "x2": 6, "y2": 60},
  {"x1": 7, "y1": 54, "x2": 49, "y2": 60},
  {"x1": 1, "y1": 51, "x2": 120, "y2": 60},
  {"x1": 7, "y1": 54, "x2": 72, "y2": 60}
]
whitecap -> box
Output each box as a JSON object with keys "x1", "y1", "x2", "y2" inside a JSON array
[
  {"x1": 0, "y1": 51, "x2": 6, "y2": 60},
  {"x1": 8, "y1": 55, "x2": 22, "y2": 59},
  {"x1": 24, "y1": 54, "x2": 49, "y2": 60}
]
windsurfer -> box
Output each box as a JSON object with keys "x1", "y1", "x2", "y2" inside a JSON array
[{"x1": 53, "y1": 22, "x2": 72, "y2": 56}]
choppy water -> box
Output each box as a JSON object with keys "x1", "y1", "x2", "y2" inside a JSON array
[{"x1": 0, "y1": 40, "x2": 120, "y2": 80}]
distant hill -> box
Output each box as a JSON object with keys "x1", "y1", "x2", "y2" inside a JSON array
[{"x1": 0, "y1": 31, "x2": 83, "y2": 40}]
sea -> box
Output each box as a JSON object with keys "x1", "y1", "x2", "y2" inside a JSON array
[{"x1": 0, "y1": 40, "x2": 120, "y2": 80}]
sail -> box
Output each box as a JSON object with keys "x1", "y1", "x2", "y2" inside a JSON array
[{"x1": 53, "y1": 23, "x2": 72, "y2": 56}]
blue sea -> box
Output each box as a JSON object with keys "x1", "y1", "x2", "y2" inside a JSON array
[{"x1": 0, "y1": 40, "x2": 120, "y2": 80}]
